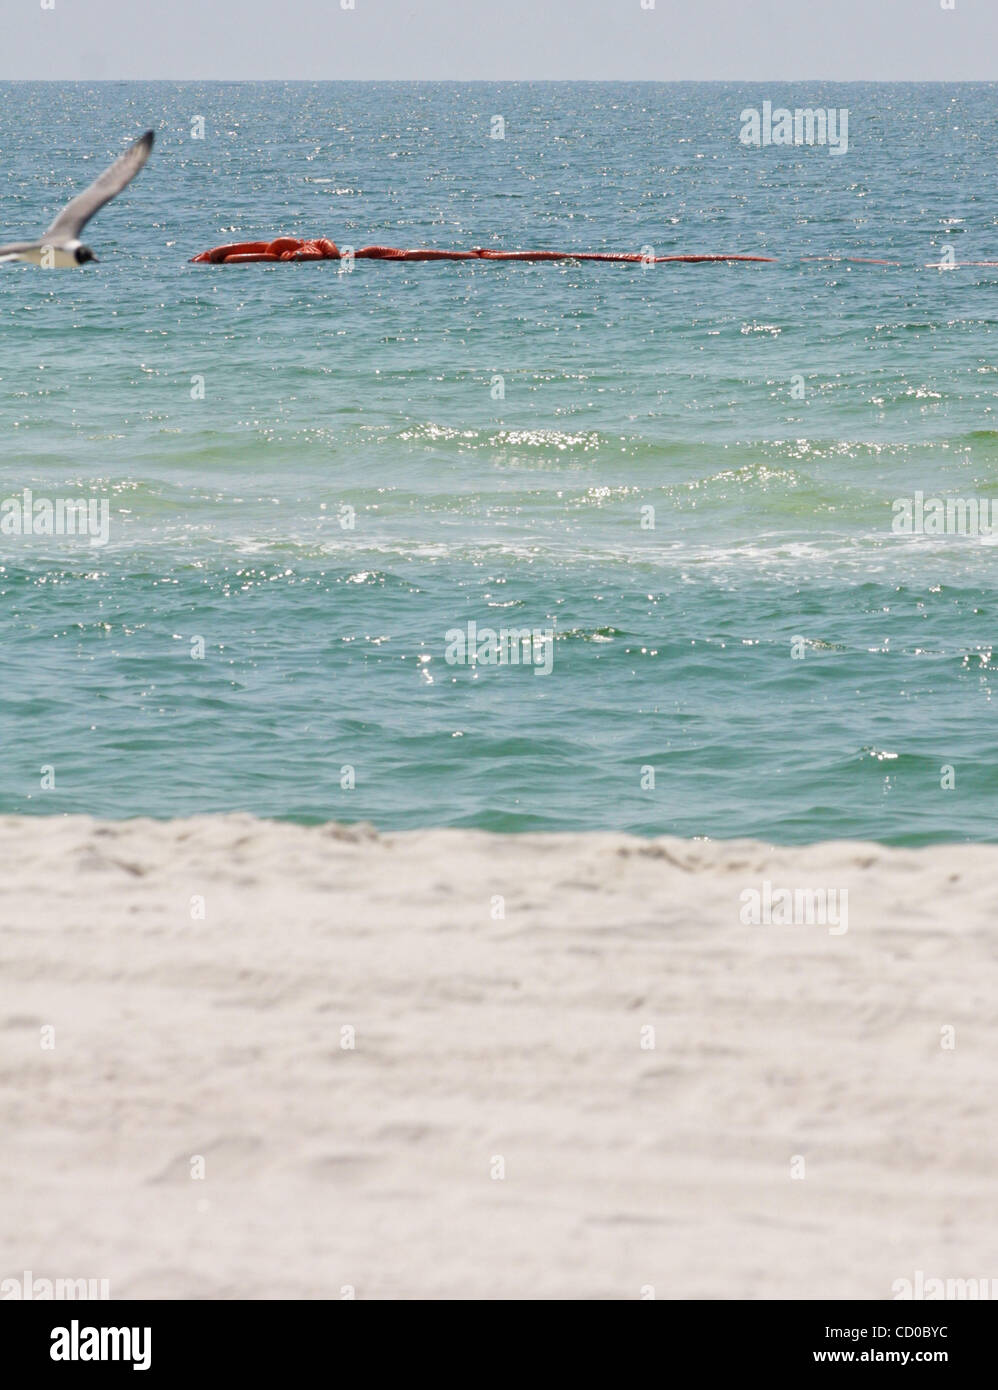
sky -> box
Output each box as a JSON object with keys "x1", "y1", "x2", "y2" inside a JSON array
[{"x1": 0, "y1": 0, "x2": 994, "y2": 81}]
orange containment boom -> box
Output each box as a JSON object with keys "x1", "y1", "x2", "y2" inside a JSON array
[
  {"x1": 189, "y1": 237, "x2": 775, "y2": 265},
  {"x1": 190, "y1": 237, "x2": 341, "y2": 264}
]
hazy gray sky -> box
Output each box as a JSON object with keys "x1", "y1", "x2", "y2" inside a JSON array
[{"x1": 1, "y1": 0, "x2": 994, "y2": 80}]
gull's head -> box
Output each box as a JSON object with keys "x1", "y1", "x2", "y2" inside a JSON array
[{"x1": 75, "y1": 245, "x2": 98, "y2": 266}]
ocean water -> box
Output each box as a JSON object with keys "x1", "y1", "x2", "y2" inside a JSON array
[{"x1": 2, "y1": 81, "x2": 997, "y2": 842}]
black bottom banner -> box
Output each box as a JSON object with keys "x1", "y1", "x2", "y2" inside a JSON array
[{"x1": 0, "y1": 1297, "x2": 987, "y2": 1376}]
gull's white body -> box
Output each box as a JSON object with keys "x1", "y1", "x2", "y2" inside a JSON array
[
  {"x1": 0, "y1": 241, "x2": 83, "y2": 269},
  {"x1": 0, "y1": 131, "x2": 154, "y2": 269}
]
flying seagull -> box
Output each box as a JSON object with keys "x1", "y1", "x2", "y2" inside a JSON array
[{"x1": 0, "y1": 130, "x2": 154, "y2": 268}]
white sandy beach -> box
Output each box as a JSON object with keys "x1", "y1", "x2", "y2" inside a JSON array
[{"x1": 1, "y1": 814, "x2": 994, "y2": 1300}]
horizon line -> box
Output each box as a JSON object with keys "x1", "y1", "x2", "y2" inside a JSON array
[{"x1": 1, "y1": 76, "x2": 996, "y2": 84}]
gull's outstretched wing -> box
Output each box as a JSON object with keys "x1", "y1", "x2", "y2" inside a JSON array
[
  {"x1": 0, "y1": 241, "x2": 42, "y2": 260},
  {"x1": 45, "y1": 130, "x2": 154, "y2": 239}
]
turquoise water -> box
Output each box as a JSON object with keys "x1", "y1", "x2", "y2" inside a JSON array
[{"x1": 2, "y1": 81, "x2": 998, "y2": 842}]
